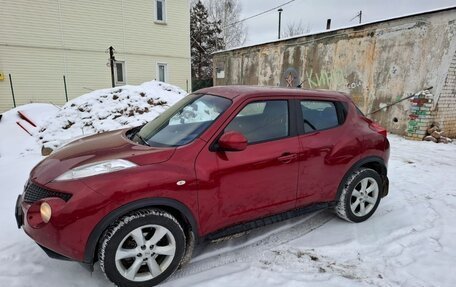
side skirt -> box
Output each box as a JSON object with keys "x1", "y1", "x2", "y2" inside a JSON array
[{"x1": 205, "y1": 202, "x2": 335, "y2": 241}]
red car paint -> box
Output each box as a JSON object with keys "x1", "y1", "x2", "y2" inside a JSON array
[{"x1": 16, "y1": 86, "x2": 389, "y2": 265}]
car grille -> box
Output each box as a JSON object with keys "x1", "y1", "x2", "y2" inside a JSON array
[{"x1": 23, "y1": 182, "x2": 72, "y2": 203}]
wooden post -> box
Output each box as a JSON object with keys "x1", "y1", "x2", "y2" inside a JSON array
[
  {"x1": 63, "y1": 75, "x2": 69, "y2": 102},
  {"x1": 9, "y1": 74, "x2": 16, "y2": 108},
  {"x1": 109, "y1": 46, "x2": 116, "y2": 88}
]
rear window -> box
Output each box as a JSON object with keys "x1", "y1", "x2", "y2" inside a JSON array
[{"x1": 300, "y1": 100, "x2": 339, "y2": 132}]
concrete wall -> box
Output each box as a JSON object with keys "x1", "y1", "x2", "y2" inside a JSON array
[
  {"x1": 213, "y1": 8, "x2": 456, "y2": 137},
  {"x1": 0, "y1": 0, "x2": 191, "y2": 112}
]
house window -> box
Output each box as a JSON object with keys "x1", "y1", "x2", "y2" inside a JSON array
[
  {"x1": 114, "y1": 61, "x2": 126, "y2": 86},
  {"x1": 157, "y1": 63, "x2": 167, "y2": 82},
  {"x1": 155, "y1": 0, "x2": 166, "y2": 22},
  {"x1": 216, "y1": 62, "x2": 225, "y2": 79}
]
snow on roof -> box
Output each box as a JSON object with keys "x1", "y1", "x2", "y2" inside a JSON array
[{"x1": 213, "y1": 5, "x2": 456, "y2": 55}]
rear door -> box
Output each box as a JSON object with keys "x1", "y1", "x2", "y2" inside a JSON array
[
  {"x1": 195, "y1": 98, "x2": 300, "y2": 234},
  {"x1": 295, "y1": 99, "x2": 350, "y2": 206}
]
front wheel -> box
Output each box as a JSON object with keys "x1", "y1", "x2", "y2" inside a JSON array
[
  {"x1": 335, "y1": 168, "x2": 382, "y2": 222},
  {"x1": 99, "y1": 209, "x2": 186, "y2": 287}
]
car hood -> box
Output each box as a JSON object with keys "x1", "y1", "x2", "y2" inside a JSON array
[{"x1": 30, "y1": 129, "x2": 175, "y2": 185}]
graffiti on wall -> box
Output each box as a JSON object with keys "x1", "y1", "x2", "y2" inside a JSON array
[
  {"x1": 305, "y1": 69, "x2": 345, "y2": 89},
  {"x1": 304, "y1": 68, "x2": 363, "y2": 90},
  {"x1": 280, "y1": 67, "x2": 364, "y2": 90},
  {"x1": 281, "y1": 67, "x2": 299, "y2": 87},
  {"x1": 406, "y1": 91, "x2": 433, "y2": 138}
]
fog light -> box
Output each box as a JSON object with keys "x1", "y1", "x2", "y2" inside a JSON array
[{"x1": 40, "y1": 202, "x2": 52, "y2": 223}]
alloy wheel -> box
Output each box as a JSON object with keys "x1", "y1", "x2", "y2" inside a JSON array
[
  {"x1": 114, "y1": 224, "x2": 176, "y2": 282},
  {"x1": 350, "y1": 177, "x2": 379, "y2": 217}
]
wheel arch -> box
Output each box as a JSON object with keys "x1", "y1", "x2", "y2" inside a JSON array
[
  {"x1": 83, "y1": 198, "x2": 199, "y2": 265},
  {"x1": 335, "y1": 156, "x2": 387, "y2": 201}
]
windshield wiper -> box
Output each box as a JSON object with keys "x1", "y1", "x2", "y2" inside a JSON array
[{"x1": 135, "y1": 133, "x2": 150, "y2": 147}]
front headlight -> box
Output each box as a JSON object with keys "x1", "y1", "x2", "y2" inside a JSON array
[{"x1": 55, "y1": 159, "x2": 137, "y2": 181}]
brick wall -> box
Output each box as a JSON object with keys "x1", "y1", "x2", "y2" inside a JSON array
[
  {"x1": 406, "y1": 91, "x2": 434, "y2": 140},
  {"x1": 435, "y1": 50, "x2": 456, "y2": 138}
]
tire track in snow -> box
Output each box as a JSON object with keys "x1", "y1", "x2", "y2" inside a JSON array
[{"x1": 168, "y1": 210, "x2": 334, "y2": 282}]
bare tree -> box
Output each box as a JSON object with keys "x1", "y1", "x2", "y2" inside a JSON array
[
  {"x1": 202, "y1": 0, "x2": 247, "y2": 49},
  {"x1": 282, "y1": 20, "x2": 310, "y2": 38}
]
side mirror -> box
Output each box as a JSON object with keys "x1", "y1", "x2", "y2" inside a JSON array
[{"x1": 218, "y1": 131, "x2": 248, "y2": 151}]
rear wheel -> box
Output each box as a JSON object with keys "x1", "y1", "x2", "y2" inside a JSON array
[
  {"x1": 335, "y1": 168, "x2": 382, "y2": 222},
  {"x1": 99, "y1": 209, "x2": 186, "y2": 287}
]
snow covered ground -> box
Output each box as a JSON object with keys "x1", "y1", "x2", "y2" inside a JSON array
[{"x1": 1, "y1": 96, "x2": 455, "y2": 286}]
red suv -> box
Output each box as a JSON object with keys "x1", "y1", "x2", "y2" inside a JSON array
[{"x1": 15, "y1": 86, "x2": 389, "y2": 286}]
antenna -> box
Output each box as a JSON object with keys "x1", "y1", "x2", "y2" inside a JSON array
[{"x1": 350, "y1": 10, "x2": 362, "y2": 24}]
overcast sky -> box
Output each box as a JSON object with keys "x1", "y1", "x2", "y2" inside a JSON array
[{"x1": 238, "y1": 0, "x2": 456, "y2": 46}]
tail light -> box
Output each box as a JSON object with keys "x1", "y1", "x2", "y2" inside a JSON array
[{"x1": 369, "y1": 121, "x2": 387, "y2": 137}]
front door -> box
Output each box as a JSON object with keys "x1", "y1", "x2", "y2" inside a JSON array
[{"x1": 195, "y1": 99, "x2": 299, "y2": 235}]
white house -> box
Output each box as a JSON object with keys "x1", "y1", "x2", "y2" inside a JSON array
[{"x1": 0, "y1": 0, "x2": 191, "y2": 112}]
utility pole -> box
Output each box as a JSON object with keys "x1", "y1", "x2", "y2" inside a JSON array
[
  {"x1": 108, "y1": 46, "x2": 116, "y2": 88},
  {"x1": 278, "y1": 8, "x2": 283, "y2": 39}
]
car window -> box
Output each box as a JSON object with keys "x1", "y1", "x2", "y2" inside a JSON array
[
  {"x1": 300, "y1": 100, "x2": 339, "y2": 132},
  {"x1": 169, "y1": 99, "x2": 222, "y2": 125},
  {"x1": 138, "y1": 94, "x2": 231, "y2": 147},
  {"x1": 225, "y1": 100, "x2": 289, "y2": 144},
  {"x1": 237, "y1": 102, "x2": 266, "y2": 116}
]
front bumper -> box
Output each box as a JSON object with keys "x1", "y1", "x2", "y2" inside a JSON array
[
  {"x1": 15, "y1": 197, "x2": 92, "y2": 271},
  {"x1": 15, "y1": 195, "x2": 68, "y2": 259},
  {"x1": 15, "y1": 194, "x2": 71, "y2": 261},
  {"x1": 15, "y1": 179, "x2": 108, "y2": 264}
]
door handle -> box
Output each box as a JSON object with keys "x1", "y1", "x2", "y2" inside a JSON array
[{"x1": 278, "y1": 152, "x2": 297, "y2": 164}]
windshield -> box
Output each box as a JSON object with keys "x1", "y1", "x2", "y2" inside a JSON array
[{"x1": 135, "y1": 94, "x2": 231, "y2": 147}]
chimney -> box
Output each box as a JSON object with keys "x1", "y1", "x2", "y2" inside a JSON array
[{"x1": 326, "y1": 19, "x2": 331, "y2": 30}]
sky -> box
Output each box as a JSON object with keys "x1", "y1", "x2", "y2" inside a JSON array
[{"x1": 238, "y1": 0, "x2": 456, "y2": 46}]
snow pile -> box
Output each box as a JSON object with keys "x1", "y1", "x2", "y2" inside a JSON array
[
  {"x1": 0, "y1": 103, "x2": 59, "y2": 158},
  {"x1": 37, "y1": 81, "x2": 186, "y2": 149},
  {"x1": 14, "y1": 103, "x2": 60, "y2": 128}
]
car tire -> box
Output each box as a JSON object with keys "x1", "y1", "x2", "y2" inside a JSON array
[
  {"x1": 335, "y1": 168, "x2": 382, "y2": 223},
  {"x1": 99, "y1": 209, "x2": 186, "y2": 287}
]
